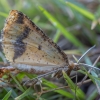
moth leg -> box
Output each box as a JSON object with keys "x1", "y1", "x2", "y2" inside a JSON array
[
  {"x1": 33, "y1": 78, "x2": 43, "y2": 99},
  {"x1": 52, "y1": 69, "x2": 71, "y2": 78}
]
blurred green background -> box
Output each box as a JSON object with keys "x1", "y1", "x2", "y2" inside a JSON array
[{"x1": 0, "y1": 0, "x2": 100, "y2": 100}]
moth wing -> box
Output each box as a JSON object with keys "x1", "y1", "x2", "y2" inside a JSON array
[{"x1": 2, "y1": 10, "x2": 69, "y2": 72}]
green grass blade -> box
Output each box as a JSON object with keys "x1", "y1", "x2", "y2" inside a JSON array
[
  {"x1": 15, "y1": 87, "x2": 34, "y2": 100},
  {"x1": 0, "y1": 12, "x2": 8, "y2": 17},
  {"x1": 10, "y1": 74, "x2": 25, "y2": 92},
  {"x1": 84, "y1": 56, "x2": 100, "y2": 92},
  {"x1": 53, "y1": 30, "x2": 61, "y2": 43},
  {"x1": 62, "y1": 71, "x2": 85, "y2": 99},
  {"x1": 66, "y1": 2, "x2": 95, "y2": 20},
  {"x1": 43, "y1": 79, "x2": 74, "y2": 99},
  {"x1": 79, "y1": 68, "x2": 95, "y2": 83},
  {"x1": 4, "y1": 87, "x2": 18, "y2": 99},
  {"x1": 39, "y1": 6, "x2": 83, "y2": 47},
  {"x1": 2, "y1": 90, "x2": 12, "y2": 100}
]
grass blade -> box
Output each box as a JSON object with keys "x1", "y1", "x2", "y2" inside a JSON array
[
  {"x1": 15, "y1": 87, "x2": 34, "y2": 100},
  {"x1": 0, "y1": 12, "x2": 8, "y2": 17},
  {"x1": 62, "y1": 70, "x2": 85, "y2": 99},
  {"x1": 10, "y1": 74, "x2": 25, "y2": 92},
  {"x1": 2, "y1": 90, "x2": 12, "y2": 100},
  {"x1": 43, "y1": 79, "x2": 74, "y2": 99},
  {"x1": 39, "y1": 6, "x2": 83, "y2": 47},
  {"x1": 53, "y1": 30, "x2": 61, "y2": 43},
  {"x1": 66, "y1": 2, "x2": 95, "y2": 20}
]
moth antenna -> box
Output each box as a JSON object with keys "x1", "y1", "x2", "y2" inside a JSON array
[
  {"x1": 77, "y1": 45, "x2": 96, "y2": 63},
  {"x1": 76, "y1": 63, "x2": 100, "y2": 71}
]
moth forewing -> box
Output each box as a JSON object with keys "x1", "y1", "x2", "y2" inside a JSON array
[{"x1": 2, "y1": 10, "x2": 70, "y2": 74}]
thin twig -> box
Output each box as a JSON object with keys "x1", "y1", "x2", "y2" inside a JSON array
[{"x1": 81, "y1": 55, "x2": 100, "y2": 85}]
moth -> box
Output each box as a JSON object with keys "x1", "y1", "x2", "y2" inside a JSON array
[{"x1": 1, "y1": 10, "x2": 74, "y2": 77}]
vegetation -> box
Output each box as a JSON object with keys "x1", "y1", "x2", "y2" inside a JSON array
[{"x1": 0, "y1": 0, "x2": 100, "y2": 100}]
